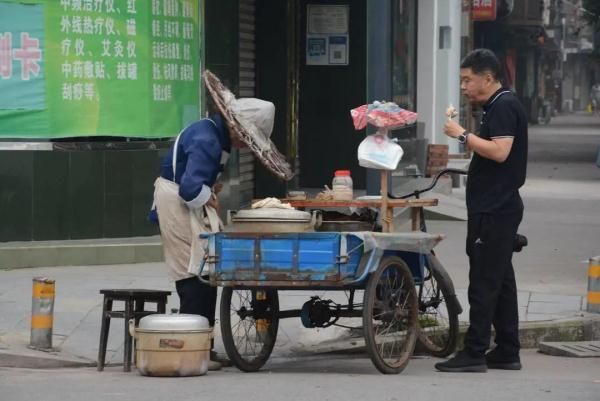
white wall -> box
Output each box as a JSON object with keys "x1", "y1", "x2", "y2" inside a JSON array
[
  {"x1": 417, "y1": 0, "x2": 437, "y2": 144},
  {"x1": 417, "y1": 0, "x2": 462, "y2": 153}
]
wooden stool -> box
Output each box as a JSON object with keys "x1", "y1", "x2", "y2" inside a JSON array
[{"x1": 97, "y1": 289, "x2": 171, "y2": 372}]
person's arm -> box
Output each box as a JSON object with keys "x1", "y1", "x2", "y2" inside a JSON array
[
  {"x1": 444, "y1": 120, "x2": 514, "y2": 163},
  {"x1": 469, "y1": 135, "x2": 513, "y2": 163},
  {"x1": 179, "y1": 132, "x2": 222, "y2": 209},
  {"x1": 444, "y1": 101, "x2": 517, "y2": 163}
]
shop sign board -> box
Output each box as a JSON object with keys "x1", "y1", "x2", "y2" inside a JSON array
[
  {"x1": 306, "y1": 5, "x2": 349, "y2": 66},
  {"x1": 472, "y1": 0, "x2": 497, "y2": 21},
  {"x1": 0, "y1": 0, "x2": 201, "y2": 139}
]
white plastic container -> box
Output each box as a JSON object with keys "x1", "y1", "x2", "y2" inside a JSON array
[
  {"x1": 129, "y1": 314, "x2": 212, "y2": 377},
  {"x1": 332, "y1": 170, "x2": 353, "y2": 201}
]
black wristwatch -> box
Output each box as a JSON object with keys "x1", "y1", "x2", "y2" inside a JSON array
[{"x1": 457, "y1": 131, "x2": 469, "y2": 144}]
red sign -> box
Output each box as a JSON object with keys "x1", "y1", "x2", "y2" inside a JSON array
[{"x1": 472, "y1": 0, "x2": 497, "y2": 21}]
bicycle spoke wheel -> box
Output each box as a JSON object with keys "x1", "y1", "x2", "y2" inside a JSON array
[
  {"x1": 220, "y1": 288, "x2": 279, "y2": 372},
  {"x1": 417, "y1": 256, "x2": 459, "y2": 357},
  {"x1": 363, "y1": 256, "x2": 418, "y2": 374}
]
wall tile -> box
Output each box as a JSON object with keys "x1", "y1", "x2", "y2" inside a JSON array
[
  {"x1": 32, "y1": 152, "x2": 69, "y2": 240},
  {"x1": 0, "y1": 152, "x2": 33, "y2": 241},
  {"x1": 69, "y1": 151, "x2": 104, "y2": 239},
  {"x1": 104, "y1": 151, "x2": 132, "y2": 238},
  {"x1": 131, "y1": 151, "x2": 161, "y2": 237}
]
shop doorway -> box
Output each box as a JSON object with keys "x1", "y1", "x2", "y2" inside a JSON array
[
  {"x1": 255, "y1": 0, "x2": 366, "y2": 196},
  {"x1": 297, "y1": 0, "x2": 366, "y2": 188}
]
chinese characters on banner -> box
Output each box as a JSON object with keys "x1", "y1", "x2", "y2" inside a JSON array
[
  {"x1": 0, "y1": 1, "x2": 46, "y2": 112},
  {"x1": 471, "y1": 0, "x2": 497, "y2": 21},
  {"x1": 0, "y1": 0, "x2": 201, "y2": 138},
  {"x1": 0, "y1": 32, "x2": 42, "y2": 81},
  {"x1": 151, "y1": 0, "x2": 196, "y2": 102},
  {"x1": 58, "y1": 0, "x2": 139, "y2": 103}
]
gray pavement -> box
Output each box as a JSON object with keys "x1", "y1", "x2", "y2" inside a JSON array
[
  {"x1": 1, "y1": 262, "x2": 596, "y2": 368},
  {"x1": 1, "y1": 350, "x2": 599, "y2": 401},
  {"x1": 1, "y1": 113, "x2": 600, "y2": 370}
]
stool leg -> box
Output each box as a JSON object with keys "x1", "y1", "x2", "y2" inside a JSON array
[
  {"x1": 158, "y1": 297, "x2": 167, "y2": 314},
  {"x1": 133, "y1": 299, "x2": 145, "y2": 367},
  {"x1": 124, "y1": 299, "x2": 134, "y2": 372},
  {"x1": 97, "y1": 297, "x2": 112, "y2": 371},
  {"x1": 134, "y1": 299, "x2": 145, "y2": 325}
]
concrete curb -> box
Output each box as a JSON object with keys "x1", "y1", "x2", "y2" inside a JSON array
[
  {"x1": 517, "y1": 315, "x2": 600, "y2": 348},
  {"x1": 0, "y1": 349, "x2": 96, "y2": 369},
  {"x1": 0, "y1": 238, "x2": 163, "y2": 270},
  {"x1": 290, "y1": 315, "x2": 600, "y2": 356}
]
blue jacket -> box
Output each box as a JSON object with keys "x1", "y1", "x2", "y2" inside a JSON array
[{"x1": 149, "y1": 115, "x2": 231, "y2": 223}]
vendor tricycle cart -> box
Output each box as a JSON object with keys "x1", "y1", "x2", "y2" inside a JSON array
[{"x1": 198, "y1": 171, "x2": 463, "y2": 374}]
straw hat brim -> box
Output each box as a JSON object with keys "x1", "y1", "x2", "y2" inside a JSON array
[{"x1": 203, "y1": 70, "x2": 294, "y2": 181}]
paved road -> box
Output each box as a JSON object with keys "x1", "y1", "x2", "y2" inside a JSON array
[{"x1": 1, "y1": 350, "x2": 598, "y2": 401}]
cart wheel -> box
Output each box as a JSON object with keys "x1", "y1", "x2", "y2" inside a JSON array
[
  {"x1": 220, "y1": 288, "x2": 279, "y2": 372},
  {"x1": 363, "y1": 256, "x2": 419, "y2": 374},
  {"x1": 417, "y1": 255, "x2": 459, "y2": 357}
]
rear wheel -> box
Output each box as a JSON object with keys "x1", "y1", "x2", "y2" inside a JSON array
[
  {"x1": 363, "y1": 256, "x2": 419, "y2": 374},
  {"x1": 220, "y1": 288, "x2": 279, "y2": 372},
  {"x1": 417, "y1": 257, "x2": 459, "y2": 357}
]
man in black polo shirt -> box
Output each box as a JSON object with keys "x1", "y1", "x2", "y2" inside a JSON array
[{"x1": 435, "y1": 49, "x2": 528, "y2": 373}]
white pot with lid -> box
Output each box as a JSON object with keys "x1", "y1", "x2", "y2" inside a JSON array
[
  {"x1": 129, "y1": 314, "x2": 212, "y2": 377},
  {"x1": 226, "y1": 207, "x2": 321, "y2": 233}
]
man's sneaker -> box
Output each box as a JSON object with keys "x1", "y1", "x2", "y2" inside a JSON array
[
  {"x1": 434, "y1": 351, "x2": 487, "y2": 373},
  {"x1": 485, "y1": 349, "x2": 522, "y2": 370}
]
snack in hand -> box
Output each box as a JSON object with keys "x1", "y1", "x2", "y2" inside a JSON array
[{"x1": 446, "y1": 104, "x2": 458, "y2": 120}]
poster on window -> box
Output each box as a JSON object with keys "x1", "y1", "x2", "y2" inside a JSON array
[
  {"x1": 306, "y1": 5, "x2": 349, "y2": 66},
  {"x1": 0, "y1": 0, "x2": 201, "y2": 139}
]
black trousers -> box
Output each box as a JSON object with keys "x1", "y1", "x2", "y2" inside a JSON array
[
  {"x1": 175, "y1": 276, "x2": 217, "y2": 326},
  {"x1": 464, "y1": 210, "x2": 523, "y2": 358}
]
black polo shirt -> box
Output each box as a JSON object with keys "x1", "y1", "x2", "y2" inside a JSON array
[{"x1": 466, "y1": 88, "x2": 528, "y2": 215}]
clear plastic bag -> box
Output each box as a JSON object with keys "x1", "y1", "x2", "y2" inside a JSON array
[{"x1": 357, "y1": 133, "x2": 404, "y2": 171}]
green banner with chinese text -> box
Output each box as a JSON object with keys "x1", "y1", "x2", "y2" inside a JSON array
[{"x1": 0, "y1": 0, "x2": 201, "y2": 138}]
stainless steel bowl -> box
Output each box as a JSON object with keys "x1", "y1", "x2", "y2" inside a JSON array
[{"x1": 226, "y1": 208, "x2": 320, "y2": 233}]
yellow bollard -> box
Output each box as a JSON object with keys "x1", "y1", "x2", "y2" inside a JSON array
[
  {"x1": 587, "y1": 256, "x2": 600, "y2": 314},
  {"x1": 30, "y1": 277, "x2": 55, "y2": 350}
]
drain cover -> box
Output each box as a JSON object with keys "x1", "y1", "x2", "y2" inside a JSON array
[{"x1": 539, "y1": 341, "x2": 600, "y2": 358}]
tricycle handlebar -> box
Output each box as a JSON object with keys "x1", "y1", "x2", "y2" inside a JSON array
[{"x1": 388, "y1": 168, "x2": 468, "y2": 200}]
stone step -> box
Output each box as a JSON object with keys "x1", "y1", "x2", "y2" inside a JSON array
[{"x1": 539, "y1": 341, "x2": 600, "y2": 358}]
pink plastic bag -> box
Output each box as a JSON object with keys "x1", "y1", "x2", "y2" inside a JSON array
[
  {"x1": 368, "y1": 110, "x2": 407, "y2": 128},
  {"x1": 350, "y1": 105, "x2": 369, "y2": 130},
  {"x1": 350, "y1": 102, "x2": 417, "y2": 131}
]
